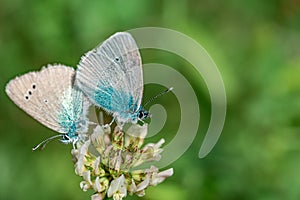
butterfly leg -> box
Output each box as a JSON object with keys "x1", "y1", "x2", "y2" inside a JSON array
[
  {"x1": 109, "y1": 117, "x2": 115, "y2": 126},
  {"x1": 88, "y1": 121, "x2": 98, "y2": 125},
  {"x1": 72, "y1": 137, "x2": 79, "y2": 149}
]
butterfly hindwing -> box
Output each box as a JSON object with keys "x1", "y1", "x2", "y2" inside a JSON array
[{"x1": 5, "y1": 65, "x2": 89, "y2": 134}]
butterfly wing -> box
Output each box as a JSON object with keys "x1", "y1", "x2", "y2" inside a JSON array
[
  {"x1": 75, "y1": 32, "x2": 143, "y2": 123},
  {"x1": 5, "y1": 64, "x2": 89, "y2": 134}
]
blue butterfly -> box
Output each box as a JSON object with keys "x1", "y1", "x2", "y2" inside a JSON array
[
  {"x1": 5, "y1": 65, "x2": 90, "y2": 150},
  {"x1": 75, "y1": 32, "x2": 149, "y2": 126}
]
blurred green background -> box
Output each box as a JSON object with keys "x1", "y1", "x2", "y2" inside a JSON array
[{"x1": 1, "y1": 0, "x2": 300, "y2": 199}]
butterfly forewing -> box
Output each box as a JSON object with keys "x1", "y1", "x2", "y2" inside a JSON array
[{"x1": 75, "y1": 32, "x2": 143, "y2": 123}]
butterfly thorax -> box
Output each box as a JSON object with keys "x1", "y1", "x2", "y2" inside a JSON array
[{"x1": 116, "y1": 106, "x2": 149, "y2": 124}]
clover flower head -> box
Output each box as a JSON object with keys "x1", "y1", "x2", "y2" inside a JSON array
[{"x1": 72, "y1": 123, "x2": 174, "y2": 200}]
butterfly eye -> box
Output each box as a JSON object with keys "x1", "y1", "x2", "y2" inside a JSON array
[
  {"x1": 28, "y1": 91, "x2": 32, "y2": 95},
  {"x1": 44, "y1": 99, "x2": 48, "y2": 103},
  {"x1": 32, "y1": 84, "x2": 36, "y2": 90},
  {"x1": 115, "y1": 57, "x2": 120, "y2": 62},
  {"x1": 25, "y1": 96, "x2": 29, "y2": 100},
  {"x1": 138, "y1": 111, "x2": 144, "y2": 119},
  {"x1": 144, "y1": 112, "x2": 148, "y2": 118}
]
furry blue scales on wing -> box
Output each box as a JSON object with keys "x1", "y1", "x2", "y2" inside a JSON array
[
  {"x1": 94, "y1": 86, "x2": 114, "y2": 111},
  {"x1": 94, "y1": 85, "x2": 140, "y2": 122}
]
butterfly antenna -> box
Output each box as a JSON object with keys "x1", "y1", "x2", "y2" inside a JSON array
[
  {"x1": 144, "y1": 87, "x2": 173, "y2": 107},
  {"x1": 32, "y1": 134, "x2": 65, "y2": 151}
]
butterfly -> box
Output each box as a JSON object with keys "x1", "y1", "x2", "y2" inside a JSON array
[
  {"x1": 75, "y1": 32, "x2": 149, "y2": 126},
  {"x1": 5, "y1": 65, "x2": 90, "y2": 150}
]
